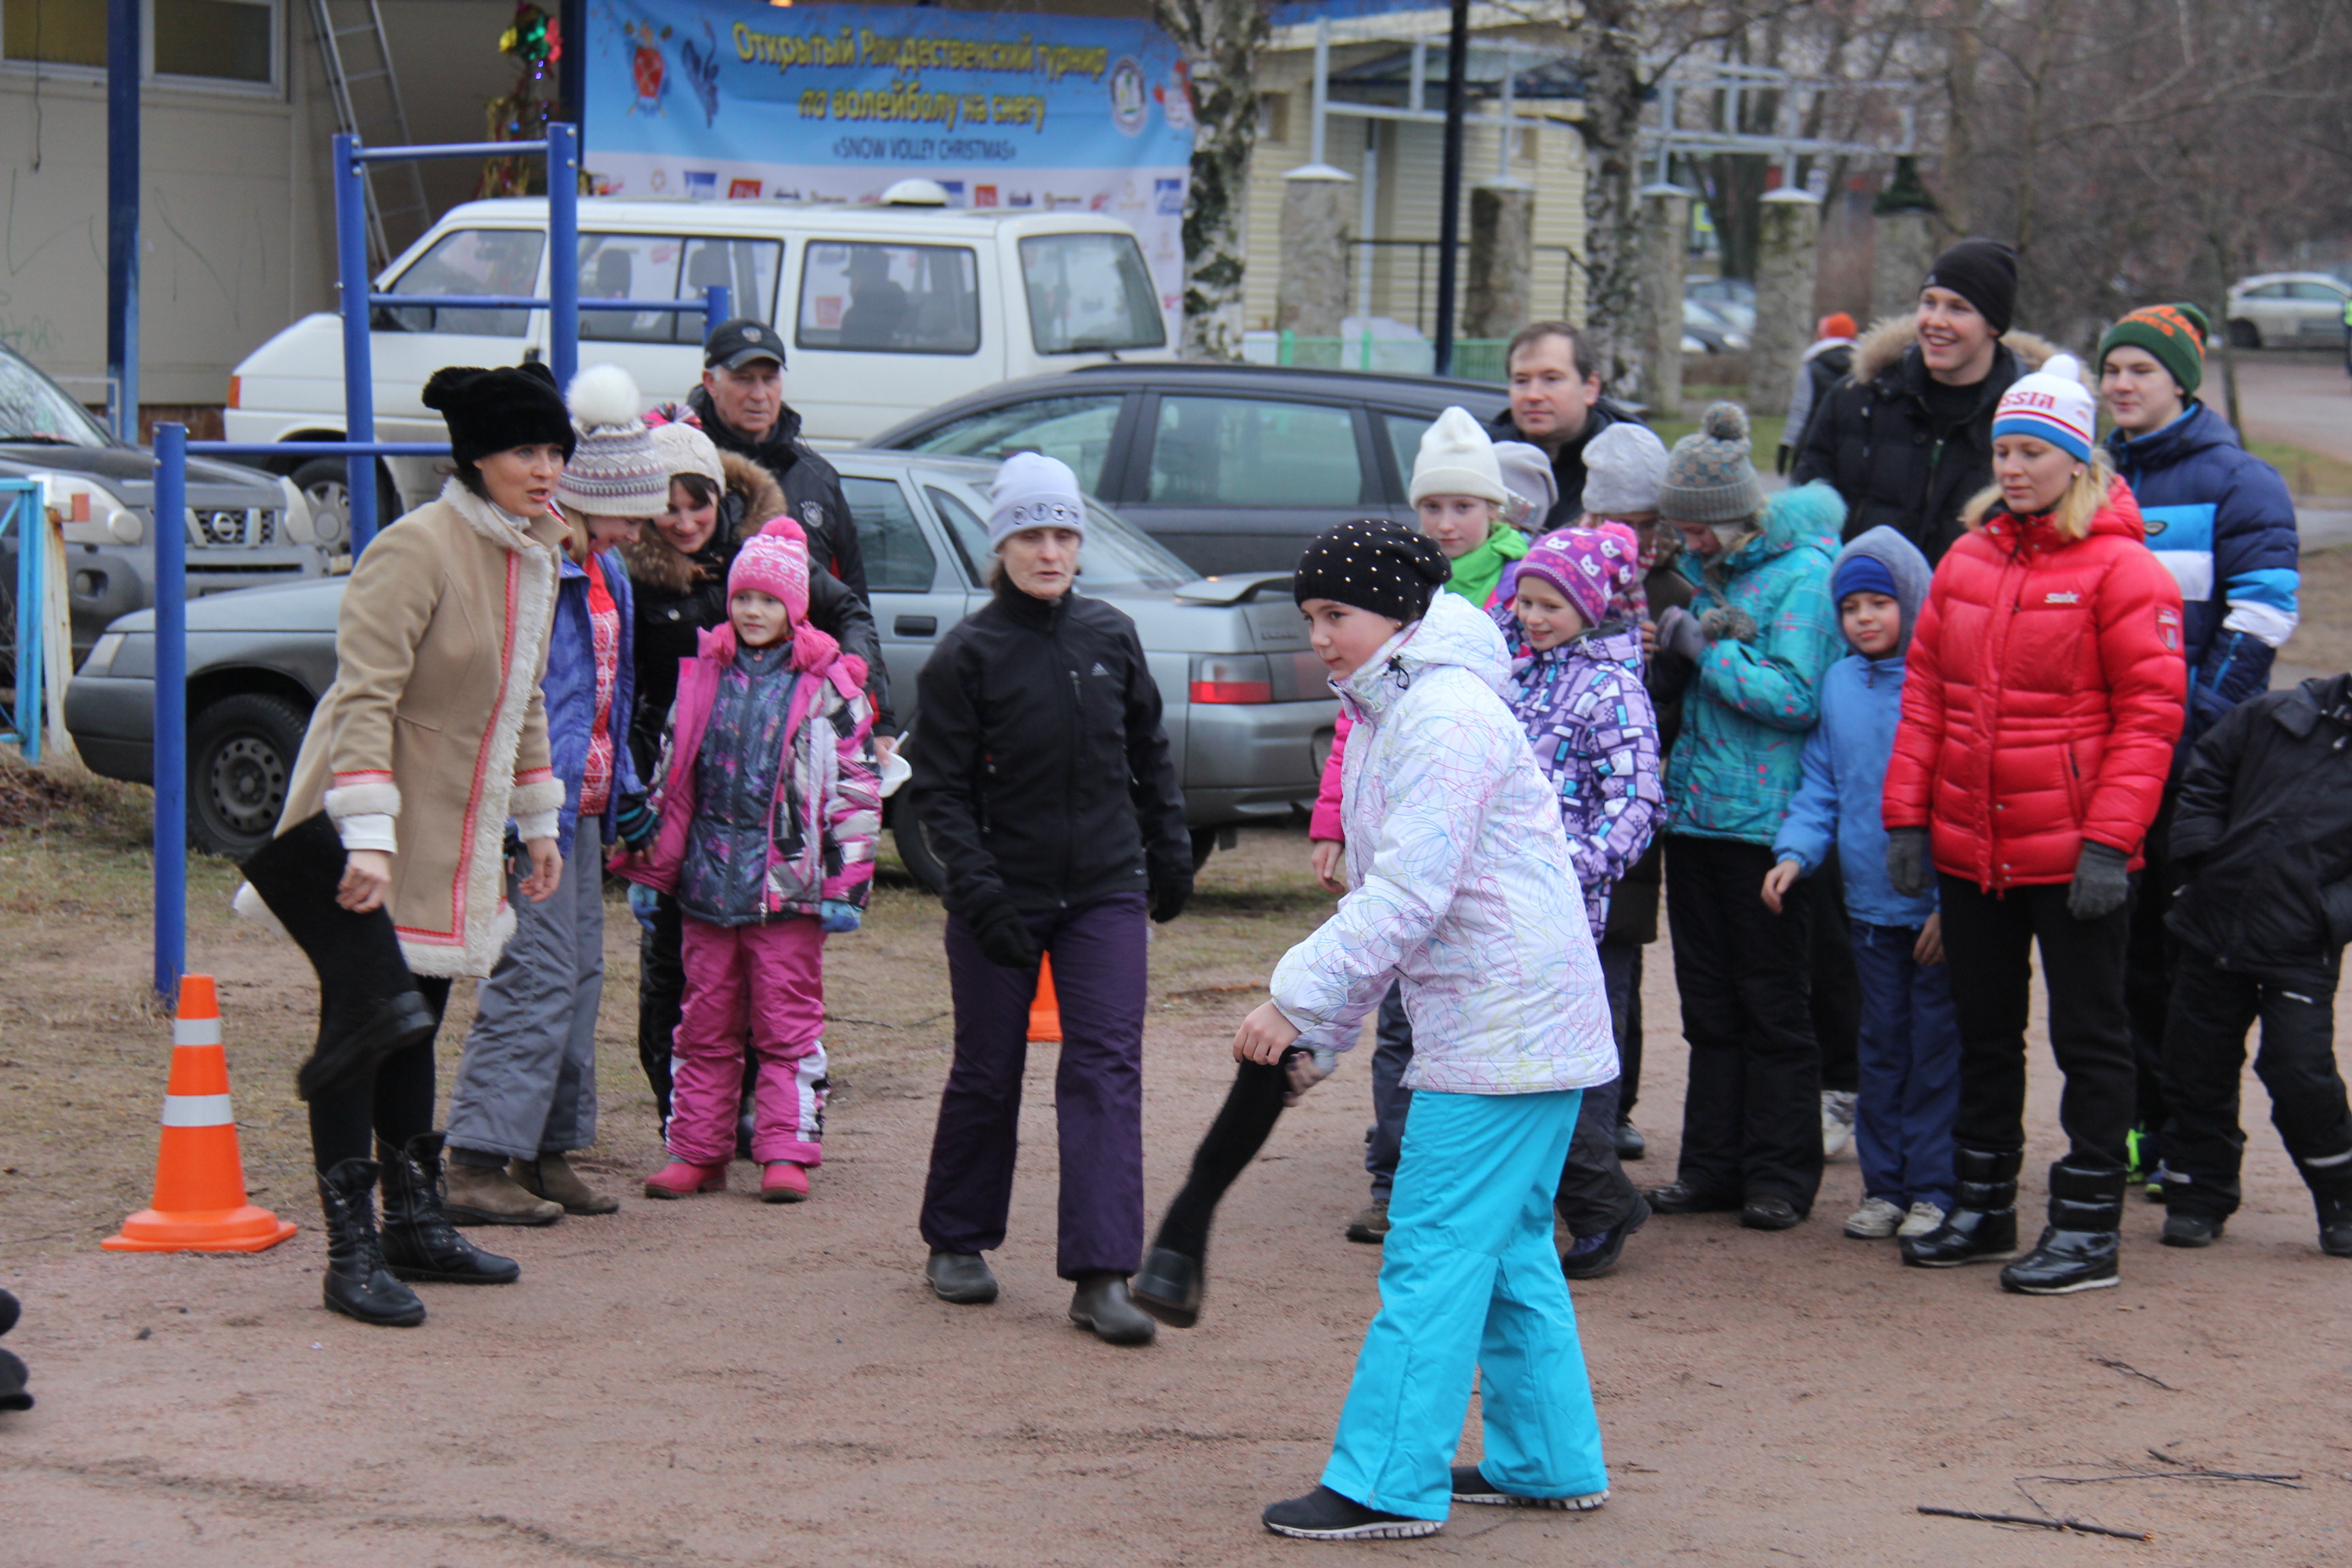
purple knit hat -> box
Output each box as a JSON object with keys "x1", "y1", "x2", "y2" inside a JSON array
[{"x1": 1515, "y1": 523, "x2": 1639, "y2": 628}]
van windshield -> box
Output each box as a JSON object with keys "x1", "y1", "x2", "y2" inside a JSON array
[{"x1": 1019, "y1": 233, "x2": 1165, "y2": 355}]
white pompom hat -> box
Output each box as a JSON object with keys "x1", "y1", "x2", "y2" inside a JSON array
[
  {"x1": 1409, "y1": 406, "x2": 1509, "y2": 506},
  {"x1": 1993, "y1": 353, "x2": 2097, "y2": 463},
  {"x1": 553, "y1": 363, "x2": 668, "y2": 517}
]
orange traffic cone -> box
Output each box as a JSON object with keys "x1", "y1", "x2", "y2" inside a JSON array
[
  {"x1": 1026, "y1": 955, "x2": 1062, "y2": 1043},
  {"x1": 103, "y1": 975, "x2": 297, "y2": 1254}
]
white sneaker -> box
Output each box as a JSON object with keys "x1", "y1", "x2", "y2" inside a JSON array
[
  {"x1": 1842, "y1": 1196, "x2": 1905, "y2": 1239},
  {"x1": 1821, "y1": 1090, "x2": 1859, "y2": 1158},
  {"x1": 1897, "y1": 1200, "x2": 1946, "y2": 1239}
]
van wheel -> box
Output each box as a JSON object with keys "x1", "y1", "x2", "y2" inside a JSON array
[
  {"x1": 189, "y1": 693, "x2": 308, "y2": 858},
  {"x1": 2226, "y1": 318, "x2": 2261, "y2": 350},
  {"x1": 291, "y1": 456, "x2": 395, "y2": 548},
  {"x1": 895, "y1": 817, "x2": 949, "y2": 896}
]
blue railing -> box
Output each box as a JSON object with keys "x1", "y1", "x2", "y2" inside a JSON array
[{"x1": 1, "y1": 477, "x2": 46, "y2": 762}]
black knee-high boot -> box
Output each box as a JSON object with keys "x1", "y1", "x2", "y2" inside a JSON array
[
  {"x1": 316, "y1": 1158, "x2": 425, "y2": 1326},
  {"x1": 1132, "y1": 1058, "x2": 1293, "y2": 1328},
  {"x1": 240, "y1": 813, "x2": 438, "y2": 1100}
]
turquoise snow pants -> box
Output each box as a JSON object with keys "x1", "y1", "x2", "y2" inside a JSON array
[{"x1": 1322, "y1": 1088, "x2": 1609, "y2": 1521}]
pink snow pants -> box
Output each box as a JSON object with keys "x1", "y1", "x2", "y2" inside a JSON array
[{"x1": 672, "y1": 915, "x2": 828, "y2": 1167}]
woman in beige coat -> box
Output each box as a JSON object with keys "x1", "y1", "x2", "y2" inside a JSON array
[{"x1": 238, "y1": 362, "x2": 576, "y2": 1328}]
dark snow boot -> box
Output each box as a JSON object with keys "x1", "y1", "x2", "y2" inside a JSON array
[
  {"x1": 316, "y1": 1158, "x2": 425, "y2": 1327},
  {"x1": 240, "y1": 813, "x2": 438, "y2": 1100},
  {"x1": 0, "y1": 1288, "x2": 29, "y2": 1411},
  {"x1": 2159, "y1": 1210, "x2": 2224, "y2": 1247},
  {"x1": 377, "y1": 1134, "x2": 521, "y2": 1286},
  {"x1": 1134, "y1": 1058, "x2": 1292, "y2": 1330},
  {"x1": 2317, "y1": 1192, "x2": 2352, "y2": 1259},
  {"x1": 1068, "y1": 1274, "x2": 1156, "y2": 1346},
  {"x1": 1901, "y1": 1147, "x2": 2021, "y2": 1267},
  {"x1": 1999, "y1": 1160, "x2": 2125, "y2": 1294}
]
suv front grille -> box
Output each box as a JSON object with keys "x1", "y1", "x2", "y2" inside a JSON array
[{"x1": 191, "y1": 508, "x2": 281, "y2": 546}]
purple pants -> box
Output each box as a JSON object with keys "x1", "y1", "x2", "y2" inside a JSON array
[
  {"x1": 671, "y1": 915, "x2": 828, "y2": 1167},
  {"x1": 919, "y1": 892, "x2": 1147, "y2": 1279}
]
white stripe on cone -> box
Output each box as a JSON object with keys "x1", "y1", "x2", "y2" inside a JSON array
[
  {"x1": 161, "y1": 1093, "x2": 235, "y2": 1128},
  {"x1": 173, "y1": 1018, "x2": 223, "y2": 1047}
]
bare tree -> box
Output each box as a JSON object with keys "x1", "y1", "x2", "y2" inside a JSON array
[{"x1": 1152, "y1": 0, "x2": 1270, "y2": 359}]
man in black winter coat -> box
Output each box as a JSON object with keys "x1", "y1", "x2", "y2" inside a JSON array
[
  {"x1": 685, "y1": 318, "x2": 869, "y2": 602},
  {"x1": 1792, "y1": 239, "x2": 2038, "y2": 564},
  {"x1": 1484, "y1": 321, "x2": 1642, "y2": 528},
  {"x1": 2155, "y1": 673, "x2": 2352, "y2": 1258}
]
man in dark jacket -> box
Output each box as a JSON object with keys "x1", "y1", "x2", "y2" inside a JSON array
[
  {"x1": 1485, "y1": 321, "x2": 1642, "y2": 527},
  {"x1": 2155, "y1": 674, "x2": 2352, "y2": 1259},
  {"x1": 2099, "y1": 301, "x2": 2302, "y2": 1194},
  {"x1": 685, "y1": 317, "x2": 868, "y2": 602},
  {"x1": 1792, "y1": 239, "x2": 2034, "y2": 563}
]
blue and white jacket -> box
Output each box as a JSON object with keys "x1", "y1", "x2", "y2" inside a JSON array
[{"x1": 2105, "y1": 402, "x2": 2298, "y2": 756}]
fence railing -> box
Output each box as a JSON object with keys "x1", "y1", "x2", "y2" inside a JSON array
[
  {"x1": 1247, "y1": 330, "x2": 1514, "y2": 383},
  {"x1": 1, "y1": 478, "x2": 47, "y2": 762},
  {"x1": 1346, "y1": 239, "x2": 1580, "y2": 340}
]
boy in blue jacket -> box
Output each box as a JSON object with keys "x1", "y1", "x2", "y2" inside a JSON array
[{"x1": 1763, "y1": 526, "x2": 1959, "y2": 1241}]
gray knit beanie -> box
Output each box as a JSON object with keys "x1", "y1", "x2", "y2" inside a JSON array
[{"x1": 1658, "y1": 402, "x2": 1765, "y2": 525}]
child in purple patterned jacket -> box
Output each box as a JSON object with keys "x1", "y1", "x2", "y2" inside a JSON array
[{"x1": 1498, "y1": 523, "x2": 1663, "y2": 1277}]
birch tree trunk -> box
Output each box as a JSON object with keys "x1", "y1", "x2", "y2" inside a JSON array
[
  {"x1": 1154, "y1": 0, "x2": 1270, "y2": 359},
  {"x1": 1575, "y1": 0, "x2": 1649, "y2": 393}
]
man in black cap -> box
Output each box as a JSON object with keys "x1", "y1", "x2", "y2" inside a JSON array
[
  {"x1": 1792, "y1": 238, "x2": 2042, "y2": 564},
  {"x1": 685, "y1": 318, "x2": 868, "y2": 602}
]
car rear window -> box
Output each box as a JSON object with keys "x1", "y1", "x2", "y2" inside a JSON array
[
  {"x1": 840, "y1": 476, "x2": 939, "y2": 593},
  {"x1": 798, "y1": 242, "x2": 980, "y2": 355},
  {"x1": 377, "y1": 229, "x2": 546, "y2": 336},
  {"x1": 1019, "y1": 233, "x2": 1166, "y2": 354},
  {"x1": 928, "y1": 485, "x2": 1190, "y2": 594},
  {"x1": 906, "y1": 395, "x2": 1124, "y2": 495},
  {"x1": 1145, "y1": 396, "x2": 1368, "y2": 508}
]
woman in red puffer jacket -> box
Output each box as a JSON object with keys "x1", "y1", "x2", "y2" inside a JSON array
[{"x1": 1880, "y1": 355, "x2": 2184, "y2": 1297}]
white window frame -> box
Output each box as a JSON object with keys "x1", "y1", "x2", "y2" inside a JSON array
[{"x1": 0, "y1": 0, "x2": 285, "y2": 99}]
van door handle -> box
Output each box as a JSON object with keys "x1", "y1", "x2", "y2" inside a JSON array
[{"x1": 894, "y1": 615, "x2": 938, "y2": 636}]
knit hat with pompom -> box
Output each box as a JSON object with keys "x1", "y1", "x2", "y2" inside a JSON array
[
  {"x1": 1659, "y1": 402, "x2": 1765, "y2": 525},
  {"x1": 1516, "y1": 521, "x2": 1641, "y2": 630},
  {"x1": 1993, "y1": 353, "x2": 2098, "y2": 462},
  {"x1": 728, "y1": 515, "x2": 811, "y2": 621},
  {"x1": 553, "y1": 363, "x2": 668, "y2": 518}
]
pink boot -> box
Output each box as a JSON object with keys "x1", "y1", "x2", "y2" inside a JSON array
[
  {"x1": 643, "y1": 1160, "x2": 728, "y2": 1199},
  {"x1": 760, "y1": 1162, "x2": 811, "y2": 1204}
]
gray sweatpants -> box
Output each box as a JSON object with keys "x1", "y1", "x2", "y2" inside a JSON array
[{"x1": 446, "y1": 855, "x2": 603, "y2": 1160}]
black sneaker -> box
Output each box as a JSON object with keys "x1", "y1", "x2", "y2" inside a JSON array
[
  {"x1": 1561, "y1": 1193, "x2": 1650, "y2": 1281},
  {"x1": 1262, "y1": 1486, "x2": 1439, "y2": 1541},
  {"x1": 1740, "y1": 1196, "x2": 1803, "y2": 1231},
  {"x1": 1614, "y1": 1119, "x2": 1646, "y2": 1161},
  {"x1": 1450, "y1": 1465, "x2": 1608, "y2": 1511},
  {"x1": 2160, "y1": 1211, "x2": 2223, "y2": 1248}
]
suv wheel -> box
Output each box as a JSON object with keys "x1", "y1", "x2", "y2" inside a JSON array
[
  {"x1": 894, "y1": 816, "x2": 949, "y2": 896},
  {"x1": 189, "y1": 693, "x2": 308, "y2": 858}
]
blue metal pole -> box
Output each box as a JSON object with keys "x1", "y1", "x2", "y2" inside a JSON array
[
  {"x1": 6, "y1": 483, "x2": 42, "y2": 762},
  {"x1": 703, "y1": 283, "x2": 731, "y2": 343},
  {"x1": 333, "y1": 134, "x2": 380, "y2": 557},
  {"x1": 106, "y1": 0, "x2": 140, "y2": 443},
  {"x1": 547, "y1": 122, "x2": 580, "y2": 391},
  {"x1": 152, "y1": 424, "x2": 188, "y2": 1001}
]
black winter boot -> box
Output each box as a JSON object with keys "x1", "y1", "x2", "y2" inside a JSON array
[
  {"x1": 241, "y1": 814, "x2": 439, "y2": 1100},
  {"x1": 378, "y1": 1134, "x2": 521, "y2": 1285},
  {"x1": 316, "y1": 1158, "x2": 425, "y2": 1326},
  {"x1": 1901, "y1": 1147, "x2": 2021, "y2": 1267},
  {"x1": 1999, "y1": 1160, "x2": 2125, "y2": 1294},
  {"x1": 0, "y1": 1288, "x2": 30, "y2": 1411},
  {"x1": 2317, "y1": 1192, "x2": 2352, "y2": 1259}
]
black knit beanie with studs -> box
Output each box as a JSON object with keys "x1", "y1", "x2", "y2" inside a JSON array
[{"x1": 1292, "y1": 519, "x2": 1452, "y2": 624}]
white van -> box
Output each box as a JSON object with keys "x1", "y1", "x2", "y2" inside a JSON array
[{"x1": 225, "y1": 193, "x2": 1175, "y2": 528}]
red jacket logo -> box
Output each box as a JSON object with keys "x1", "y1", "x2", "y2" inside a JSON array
[{"x1": 2156, "y1": 605, "x2": 2182, "y2": 654}]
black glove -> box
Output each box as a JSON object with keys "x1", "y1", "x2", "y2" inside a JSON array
[
  {"x1": 1885, "y1": 826, "x2": 1931, "y2": 900},
  {"x1": 966, "y1": 899, "x2": 1039, "y2": 970},
  {"x1": 612, "y1": 793, "x2": 655, "y2": 853},
  {"x1": 1149, "y1": 871, "x2": 1193, "y2": 924},
  {"x1": 2068, "y1": 840, "x2": 2132, "y2": 921}
]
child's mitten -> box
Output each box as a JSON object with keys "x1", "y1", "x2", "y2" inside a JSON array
[
  {"x1": 1884, "y1": 827, "x2": 1931, "y2": 898},
  {"x1": 819, "y1": 899, "x2": 862, "y2": 934},
  {"x1": 612, "y1": 794, "x2": 656, "y2": 853},
  {"x1": 1654, "y1": 606, "x2": 1708, "y2": 663},
  {"x1": 1699, "y1": 606, "x2": 1758, "y2": 643},
  {"x1": 625, "y1": 881, "x2": 662, "y2": 934}
]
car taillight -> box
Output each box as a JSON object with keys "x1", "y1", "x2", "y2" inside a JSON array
[
  {"x1": 1189, "y1": 653, "x2": 1273, "y2": 704},
  {"x1": 227, "y1": 376, "x2": 241, "y2": 410}
]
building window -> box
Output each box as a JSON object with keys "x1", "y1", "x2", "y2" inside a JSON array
[
  {"x1": 1257, "y1": 93, "x2": 1290, "y2": 145},
  {"x1": 2, "y1": 0, "x2": 282, "y2": 92}
]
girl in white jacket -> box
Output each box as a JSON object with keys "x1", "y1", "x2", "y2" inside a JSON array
[{"x1": 1241, "y1": 519, "x2": 1618, "y2": 1542}]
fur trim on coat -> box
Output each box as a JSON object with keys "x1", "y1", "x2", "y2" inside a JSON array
[
  {"x1": 618, "y1": 451, "x2": 788, "y2": 593},
  {"x1": 1847, "y1": 316, "x2": 2061, "y2": 387}
]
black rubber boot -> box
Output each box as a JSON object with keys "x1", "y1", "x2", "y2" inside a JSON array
[
  {"x1": 925, "y1": 1251, "x2": 999, "y2": 1305},
  {"x1": 1132, "y1": 1247, "x2": 1203, "y2": 1328},
  {"x1": 1900, "y1": 1147, "x2": 2022, "y2": 1267},
  {"x1": 2316, "y1": 1192, "x2": 2352, "y2": 1259},
  {"x1": 2159, "y1": 1210, "x2": 2224, "y2": 1247},
  {"x1": 1999, "y1": 1160, "x2": 2125, "y2": 1295},
  {"x1": 378, "y1": 1134, "x2": 521, "y2": 1285},
  {"x1": 1133, "y1": 1058, "x2": 1291, "y2": 1330},
  {"x1": 0, "y1": 1288, "x2": 30, "y2": 1411},
  {"x1": 1068, "y1": 1274, "x2": 1156, "y2": 1346},
  {"x1": 316, "y1": 1158, "x2": 425, "y2": 1327},
  {"x1": 241, "y1": 814, "x2": 438, "y2": 1101}
]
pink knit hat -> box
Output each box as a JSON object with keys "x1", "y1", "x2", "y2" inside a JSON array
[
  {"x1": 1516, "y1": 522, "x2": 1639, "y2": 628},
  {"x1": 728, "y1": 516, "x2": 810, "y2": 620}
]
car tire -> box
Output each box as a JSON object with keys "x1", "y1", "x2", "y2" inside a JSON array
[
  {"x1": 189, "y1": 692, "x2": 309, "y2": 858},
  {"x1": 290, "y1": 456, "x2": 395, "y2": 549},
  {"x1": 894, "y1": 812, "x2": 949, "y2": 897},
  {"x1": 2227, "y1": 318, "x2": 2261, "y2": 350}
]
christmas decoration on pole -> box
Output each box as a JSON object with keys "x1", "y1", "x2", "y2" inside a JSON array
[{"x1": 478, "y1": 3, "x2": 564, "y2": 199}]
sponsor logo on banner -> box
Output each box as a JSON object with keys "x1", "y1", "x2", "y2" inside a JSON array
[
  {"x1": 975, "y1": 185, "x2": 999, "y2": 206},
  {"x1": 728, "y1": 177, "x2": 763, "y2": 199},
  {"x1": 683, "y1": 169, "x2": 718, "y2": 198},
  {"x1": 1110, "y1": 57, "x2": 1148, "y2": 134},
  {"x1": 1155, "y1": 176, "x2": 1183, "y2": 215}
]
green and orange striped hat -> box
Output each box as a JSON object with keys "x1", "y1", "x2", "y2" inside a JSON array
[{"x1": 2097, "y1": 303, "x2": 2210, "y2": 395}]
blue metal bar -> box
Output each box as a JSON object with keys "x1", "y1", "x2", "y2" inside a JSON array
[
  {"x1": 192, "y1": 442, "x2": 452, "y2": 457},
  {"x1": 547, "y1": 123, "x2": 581, "y2": 391},
  {"x1": 333, "y1": 134, "x2": 380, "y2": 559},
  {"x1": 704, "y1": 283, "x2": 731, "y2": 340},
  {"x1": 351, "y1": 139, "x2": 549, "y2": 162},
  {"x1": 152, "y1": 425, "x2": 188, "y2": 1001},
  {"x1": 1, "y1": 479, "x2": 43, "y2": 760},
  {"x1": 107, "y1": 0, "x2": 140, "y2": 442},
  {"x1": 365, "y1": 295, "x2": 713, "y2": 312}
]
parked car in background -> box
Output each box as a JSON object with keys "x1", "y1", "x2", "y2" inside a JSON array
[
  {"x1": 2226, "y1": 272, "x2": 2350, "y2": 348},
  {"x1": 1686, "y1": 276, "x2": 1757, "y2": 336},
  {"x1": 867, "y1": 363, "x2": 1516, "y2": 574},
  {"x1": 0, "y1": 341, "x2": 322, "y2": 670},
  {"x1": 224, "y1": 189, "x2": 1175, "y2": 535},
  {"x1": 1682, "y1": 298, "x2": 1750, "y2": 354},
  {"x1": 67, "y1": 452, "x2": 1334, "y2": 875}
]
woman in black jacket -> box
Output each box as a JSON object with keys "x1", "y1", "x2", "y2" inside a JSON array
[
  {"x1": 625, "y1": 424, "x2": 885, "y2": 1126},
  {"x1": 910, "y1": 451, "x2": 1192, "y2": 1344}
]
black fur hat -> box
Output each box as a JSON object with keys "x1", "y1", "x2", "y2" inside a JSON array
[{"x1": 421, "y1": 363, "x2": 577, "y2": 470}]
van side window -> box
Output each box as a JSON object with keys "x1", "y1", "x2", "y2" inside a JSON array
[
  {"x1": 376, "y1": 229, "x2": 546, "y2": 336},
  {"x1": 840, "y1": 476, "x2": 938, "y2": 593},
  {"x1": 1019, "y1": 233, "x2": 1166, "y2": 353},
  {"x1": 908, "y1": 395, "x2": 1123, "y2": 495},
  {"x1": 798, "y1": 243, "x2": 980, "y2": 355},
  {"x1": 578, "y1": 234, "x2": 783, "y2": 342}
]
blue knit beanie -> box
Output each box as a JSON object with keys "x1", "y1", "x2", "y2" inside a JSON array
[{"x1": 1831, "y1": 552, "x2": 1899, "y2": 606}]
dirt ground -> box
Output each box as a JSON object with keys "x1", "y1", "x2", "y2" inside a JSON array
[{"x1": 3, "y1": 774, "x2": 2350, "y2": 1567}]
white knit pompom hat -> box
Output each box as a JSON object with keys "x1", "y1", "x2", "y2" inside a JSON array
[
  {"x1": 1409, "y1": 406, "x2": 1508, "y2": 505},
  {"x1": 1993, "y1": 353, "x2": 2098, "y2": 462},
  {"x1": 553, "y1": 363, "x2": 668, "y2": 517}
]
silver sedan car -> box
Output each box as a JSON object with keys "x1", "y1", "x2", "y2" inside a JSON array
[{"x1": 67, "y1": 451, "x2": 1339, "y2": 876}]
